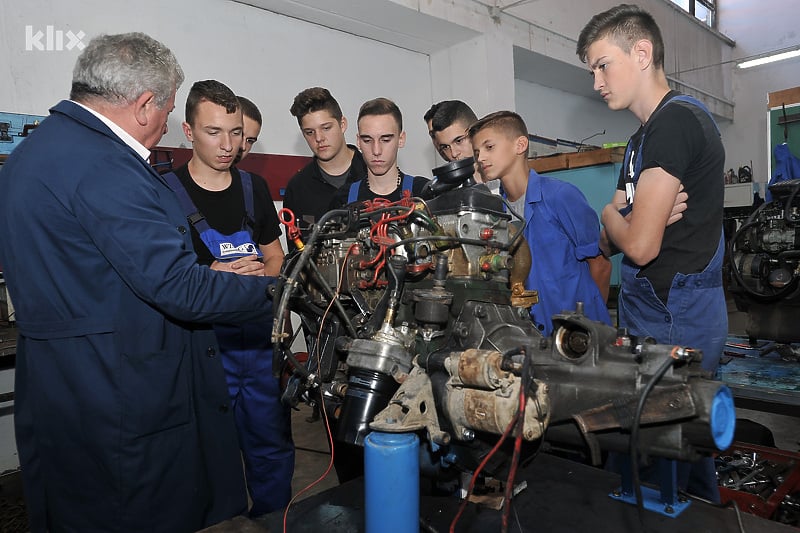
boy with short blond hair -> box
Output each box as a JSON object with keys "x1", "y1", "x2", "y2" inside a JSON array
[{"x1": 469, "y1": 110, "x2": 611, "y2": 335}]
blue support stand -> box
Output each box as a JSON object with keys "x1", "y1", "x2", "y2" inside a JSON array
[
  {"x1": 364, "y1": 432, "x2": 419, "y2": 533},
  {"x1": 609, "y1": 458, "x2": 691, "y2": 518}
]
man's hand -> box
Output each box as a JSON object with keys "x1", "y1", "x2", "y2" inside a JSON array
[{"x1": 210, "y1": 255, "x2": 265, "y2": 276}]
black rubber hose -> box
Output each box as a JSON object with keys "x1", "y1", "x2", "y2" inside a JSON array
[
  {"x1": 629, "y1": 354, "x2": 676, "y2": 526},
  {"x1": 728, "y1": 218, "x2": 798, "y2": 302},
  {"x1": 307, "y1": 260, "x2": 358, "y2": 337},
  {"x1": 272, "y1": 208, "x2": 351, "y2": 378},
  {"x1": 782, "y1": 181, "x2": 800, "y2": 225}
]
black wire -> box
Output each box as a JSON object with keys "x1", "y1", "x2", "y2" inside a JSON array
[
  {"x1": 272, "y1": 208, "x2": 351, "y2": 379},
  {"x1": 678, "y1": 490, "x2": 747, "y2": 533},
  {"x1": 727, "y1": 212, "x2": 798, "y2": 302},
  {"x1": 629, "y1": 353, "x2": 676, "y2": 528},
  {"x1": 306, "y1": 260, "x2": 358, "y2": 337},
  {"x1": 496, "y1": 195, "x2": 529, "y2": 256},
  {"x1": 502, "y1": 347, "x2": 530, "y2": 532},
  {"x1": 782, "y1": 181, "x2": 800, "y2": 225},
  {"x1": 384, "y1": 234, "x2": 511, "y2": 253},
  {"x1": 519, "y1": 349, "x2": 548, "y2": 471}
]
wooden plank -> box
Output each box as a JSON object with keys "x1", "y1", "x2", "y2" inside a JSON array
[
  {"x1": 528, "y1": 153, "x2": 568, "y2": 173},
  {"x1": 768, "y1": 86, "x2": 800, "y2": 108},
  {"x1": 528, "y1": 147, "x2": 624, "y2": 173}
]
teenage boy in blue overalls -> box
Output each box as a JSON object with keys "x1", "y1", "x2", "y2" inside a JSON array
[
  {"x1": 577, "y1": 4, "x2": 727, "y2": 502},
  {"x1": 165, "y1": 80, "x2": 291, "y2": 516}
]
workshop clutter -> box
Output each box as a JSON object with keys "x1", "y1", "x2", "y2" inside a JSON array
[
  {"x1": 717, "y1": 443, "x2": 800, "y2": 526},
  {"x1": 724, "y1": 162, "x2": 753, "y2": 184}
]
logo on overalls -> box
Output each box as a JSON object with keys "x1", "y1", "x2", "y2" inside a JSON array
[{"x1": 219, "y1": 242, "x2": 258, "y2": 257}]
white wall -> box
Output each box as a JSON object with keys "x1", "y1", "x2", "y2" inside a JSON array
[
  {"x1": 0, "y1": 0, "x2": 437, "y2": 177},
  {"x1": 718, "y1": 0, "x2": 800, "y2": 188},
  {"x1": 430, "y1": 32, "x2": 516, "y2": 121},
  {"x1": 514, "y1": 79, "x2": 638, "y2": 149}
]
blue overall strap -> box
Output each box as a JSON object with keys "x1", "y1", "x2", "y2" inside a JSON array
[
  {"x1": 668, "y1": 95, "x2": 719, "y2": 135},
  {"x1": 401, "y1": 173, "x2": 414, "y2": 195},
  {"x1": 623, "y1": 94, "x2": 721, "y2": 207},
  {"x1": 238, "y1": 170, "x2": 256, "y2": 232},
  {"x1": 162, "y1": 171, "x2": 212, "y2": 234},
  {"x1": 348, "y1": 180, "x2": 362, "y2": 203}
]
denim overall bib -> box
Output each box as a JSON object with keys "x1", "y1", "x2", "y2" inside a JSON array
[
  {"x1": 164, "y1": 170, "x2": 293, "y2": 515},
  {"x1": 164, "y1": 170, "x2": 262, "y2": 262},
  {"x1": 618, "y1": 95, "x2": 727, "y2": 376}
]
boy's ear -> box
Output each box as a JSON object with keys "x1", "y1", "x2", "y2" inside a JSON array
[
  {"x1": 340, "y1": 116, "x2": 348, "y2": 134},
  {"x1": 515, "y1": 135, "x2": 529, "y2": 156},
  {"x1": 182, "y1": 121, "x2": 193, "y2": 142},
  {"x1": 633, "y1": 39, "x2": 654, "y2": 70}
]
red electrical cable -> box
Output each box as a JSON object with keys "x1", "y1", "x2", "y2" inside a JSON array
[
  {"x1": 502, "y1": 382, "x2": 527, "y2": 532},
  {"x1": 283, "y1": 243, "x2": 356, "y2": 533},
  {"x1": 449, "y1": 407, "x2": 521, "y2": 533}
]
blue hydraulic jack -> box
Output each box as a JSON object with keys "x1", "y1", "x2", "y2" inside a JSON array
[{"x1": 609, "y1": 458, "x2": 691, "y2": 517}]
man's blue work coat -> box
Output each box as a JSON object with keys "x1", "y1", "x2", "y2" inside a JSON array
[{"x1": 0, "y1": 101, "x2": 275, "y2": 532}]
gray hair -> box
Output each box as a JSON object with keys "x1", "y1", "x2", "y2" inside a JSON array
[{"x1": 70, "y1": 32, "x2": 184, "y2": 108}]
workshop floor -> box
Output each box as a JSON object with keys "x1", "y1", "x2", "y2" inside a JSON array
[{"x1": 289, "y1": 404, "x2": 340, "y2": 501}]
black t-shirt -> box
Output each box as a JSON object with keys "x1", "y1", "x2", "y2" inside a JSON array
[
  {"x1": 283, "y1": 145, "x2": 368, "y2": 229},
  {"x1": 618, "y1": 91, "x2": 725, "y2": 300},
  {"x1": 174, "y1": 164, "x2": 282, "y2": 266},
  {"x1": 330, "y1": 173, "x2": 430, "y2": 209}
]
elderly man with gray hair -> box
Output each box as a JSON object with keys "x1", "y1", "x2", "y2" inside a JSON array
[{"x1": 0, "y1": 33, "x2": 277, "y2": 531}]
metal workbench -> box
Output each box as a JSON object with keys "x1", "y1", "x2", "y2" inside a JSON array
[
  {"x1": 244, "y1": 452, "x2": 795, "y2": 533},
  {"x1": 719, "y1": 336, "x2": 800, "y2": 418}
]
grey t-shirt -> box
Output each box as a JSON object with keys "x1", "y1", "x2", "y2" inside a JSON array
[{"x1": 320, "y1": 167, "x2": 350, "y2": 189}]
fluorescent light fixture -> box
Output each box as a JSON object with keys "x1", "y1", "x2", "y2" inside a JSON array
[{"x1": 738, "y1": 48, "x2": 800, "y2": 69}]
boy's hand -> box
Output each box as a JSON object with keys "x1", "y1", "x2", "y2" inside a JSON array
[
  {"x1": 667, "y1": 185, "x2": 688, "y2": 226},
  {"x1": 211, "y1": 255, "x2": 265, "y2": 276}
]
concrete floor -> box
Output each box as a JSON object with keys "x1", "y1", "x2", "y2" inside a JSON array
[{"x1": 289, "y1": 404, "x2": 340, "y2": 502}]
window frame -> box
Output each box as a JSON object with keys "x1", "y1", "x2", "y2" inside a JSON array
[{"x1": 670, "y1": 0, "x2": 716, "y2": 28}]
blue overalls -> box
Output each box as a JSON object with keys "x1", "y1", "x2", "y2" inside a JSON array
[
  {"x1": 347, "y1": 173, "x2": 414, "y2": 203},
  {"x1": 767, "y1": 143, "x2": 800, "y2": 202},
  {"x1": 165, "y1": 170, "x2": 294, "y2": 516},
  {"x1": 613, "y1": 95, "x2": 728, "y2": 502},
  {"x1": 617, "y1": 95, "x2": 727, "y2": 375}
]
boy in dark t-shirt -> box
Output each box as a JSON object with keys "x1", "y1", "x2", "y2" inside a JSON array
[
  {"x1": 330, "y1": 97, "x2": 428, "y2": 208},
  {"x1": 169, "y1": 82, "x2": 290, "y2": 517},
  {"x1": 286, "y1": 87, "x2": 367, "y2": 234},
  {"x1": 577, "y1": 4, "x2": 726, "y2": 503}
]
